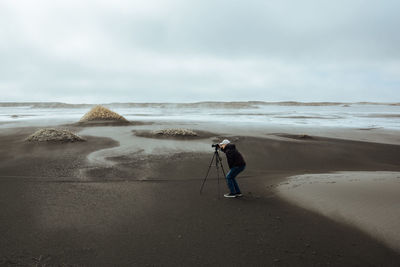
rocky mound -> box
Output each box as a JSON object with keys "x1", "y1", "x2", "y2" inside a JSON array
[
  {"x1": 153, "y1": 128, "x2": 198, "y2": 137},
  {"x1": 79, "y1": 105, "x2": 129, "y2": 123},
  {"x1": 26, "y1": 128, "x2": 86, "y2": 143}
]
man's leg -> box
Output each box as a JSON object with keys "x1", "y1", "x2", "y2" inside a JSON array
[
  {"x1": 231, "y1": 166, "x2": 245, "y2": 194},
  {"x1": 225, "y1": 168, "x2": 239, "y2": 194},
  {"x1": 232, "y1": 178, "x2": 241, "y2": 194},
  {"x1": 226, "y1": 166, "x2": 243, "y2": 194}
]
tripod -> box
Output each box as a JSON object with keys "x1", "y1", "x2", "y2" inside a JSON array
[{"x1": 200, "y1": 146, "x2": 226, "y2": 197}]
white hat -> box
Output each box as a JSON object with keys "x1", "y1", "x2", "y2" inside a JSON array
[{"x1": 219, "y1": 139, "x2": 230, "y2": 146}]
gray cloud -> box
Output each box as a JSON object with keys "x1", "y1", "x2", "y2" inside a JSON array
[{"x1": 0, "y1": 0, "x2": 399, "y2": 103}]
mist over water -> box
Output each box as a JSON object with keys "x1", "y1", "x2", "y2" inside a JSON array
[{"x1": 1, "y1": 102, "x2": 400, "y2": 130}]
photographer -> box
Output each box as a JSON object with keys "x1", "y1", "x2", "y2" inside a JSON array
[{"x1": 219, "y1": 139, "x2": 246, "y2": 198}]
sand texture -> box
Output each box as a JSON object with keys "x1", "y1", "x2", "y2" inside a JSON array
[
  {"x1": 132, "y1": 128, "x2": 215, "y2": 140},
  {"x1": 153, "y1": 128, "x2": 198, "y2": 136},
  {"x1": 79, "y1": 105, "x2": 129, "y2": 123},
  {"x1": 278, "y1": 171, "x2": 400, "y2": 253},
  {"x1": 25, "y1": 128, "x2": 85, "y2": 143},
  {"x1": 1, "y1": 125, "x2": 400, "y2": 266}
]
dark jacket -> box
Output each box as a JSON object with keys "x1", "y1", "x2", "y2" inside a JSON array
[{"x1": 221, "y1": 143, "x2": 246, "y2": 169}]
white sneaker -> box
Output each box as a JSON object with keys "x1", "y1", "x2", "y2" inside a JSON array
[
  {"x1": 224, "y1": 193, "x2": 237, "y2": 198},
  {"x1": 235, "y1": 193, "x2": 243, "y2": 197}
]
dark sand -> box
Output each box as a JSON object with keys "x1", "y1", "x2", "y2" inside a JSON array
[{"x1": 1, "y1": 126, "x2": 400, "y2": 266}]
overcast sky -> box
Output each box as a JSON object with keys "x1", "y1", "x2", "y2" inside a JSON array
[{"x1": 0, "y1": 0, "x2": 399, "y2": 103}]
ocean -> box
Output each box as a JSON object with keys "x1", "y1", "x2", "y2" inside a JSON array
[{"x1": 1, "y1": 102, "x2": 399, "y2": 130}]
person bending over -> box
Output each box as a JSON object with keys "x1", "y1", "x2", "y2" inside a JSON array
[{"x1": 219, "y1": 139, "x2": 246, "y2": 198}]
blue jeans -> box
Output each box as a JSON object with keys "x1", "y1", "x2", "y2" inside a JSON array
[{"x1": 225, "y1": 165, "x2": 245, "y2": 194}]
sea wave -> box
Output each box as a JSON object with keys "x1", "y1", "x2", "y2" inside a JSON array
[
  {"x1": 275, "y1": 115, "x2": 343, "y2": 119},
  {"x1": 1, "y1": 101, "x2": 400, "y2": 109},
  {"x1": 361, "y1": 114, "x2": 400, "y2": 118}
]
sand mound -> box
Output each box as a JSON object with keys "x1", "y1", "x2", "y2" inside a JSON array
[
  {"x1": 273, "y1": 133, "x2": 314, "y2": 140},
  {"x1": 79, "y1": 106, "x2": 129, "y2": 123},
  {"x1": 26, "y1": 128, "x2": 86, "y2": 143},
  {"x1": 298, "y1": 134, "x2": 312, "y2": 139},
  {"x1": 133, "y1": 129, "x2": 215, "y2": 139},
  {"x1": 153, "y1": 128, "x2": 198, "y2": 137}
]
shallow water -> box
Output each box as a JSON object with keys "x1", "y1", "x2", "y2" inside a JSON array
[
  {"x1": 1, "y1": 102, "x2": 400, "y2": 130},
  {"x1": 78, "y1": 126, "x2": 215, "y2": 167}
]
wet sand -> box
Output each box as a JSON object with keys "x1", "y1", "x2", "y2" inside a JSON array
[
  {"x1": 277, "y1": 171, "x2": 400, "y2": 253},
  {"x1": 0, "y1": 124, "x2": 400, "y2": 266}
]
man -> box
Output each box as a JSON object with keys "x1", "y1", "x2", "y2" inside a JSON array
[{"x1": 219, "y1": 139, "x2": 246, "y2": 198}]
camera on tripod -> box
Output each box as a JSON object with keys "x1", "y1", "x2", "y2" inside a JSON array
[
  {"x1": 200, "y1": 143, "x2": 226, "y2": 197},
  {"x1": 211, "y1": 143, "x2": 220, "y2": 149}
]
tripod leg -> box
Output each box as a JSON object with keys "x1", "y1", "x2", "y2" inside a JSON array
[
  {"x1": 216, "y1": 156, "x2": 220, "y2": 199},
  {"x1": 200, "y1": 152, "x2": 216, "y2": 194},
  {"x1": 217, "y1": 153, "x2": 227, "y2": 199},
  {"x1": 218, "y1": 154, "x2": 227, "y2": 178}
]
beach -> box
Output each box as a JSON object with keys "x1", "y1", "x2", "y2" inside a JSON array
[
  {"x1": 278, "y1": 171, "x2": 400, "y2": 254},
  {"x1": 2, "y1": 0, "x2": 400, "y2": 263},
  {"x1": 0, "y1": 103, "x2": 400, "y2": 266}
]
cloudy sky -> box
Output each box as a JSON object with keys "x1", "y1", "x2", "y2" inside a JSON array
[{"x1": 1, "y1": 0, "x2": 399, "y2": 103}]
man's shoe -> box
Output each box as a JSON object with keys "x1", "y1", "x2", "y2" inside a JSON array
[
  {"x1": 224, "y1": 193, "x2": 237, "y2": 198},
  {"x1": 235, "y1": 193, "x2": 243, "y2": 197}
]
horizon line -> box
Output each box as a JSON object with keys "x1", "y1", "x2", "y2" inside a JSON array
[{"x1": 1, "y1": 100, "x2": 400, "y2": 104}]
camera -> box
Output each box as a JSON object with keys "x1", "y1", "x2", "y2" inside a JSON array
[{"x1": 211, "y1": 143, "x2": 220, "y2": 148}]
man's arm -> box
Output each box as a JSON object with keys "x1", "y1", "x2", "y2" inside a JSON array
[{"x1": 225, "y1": 149, "x2": 234, "y2": 169}]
